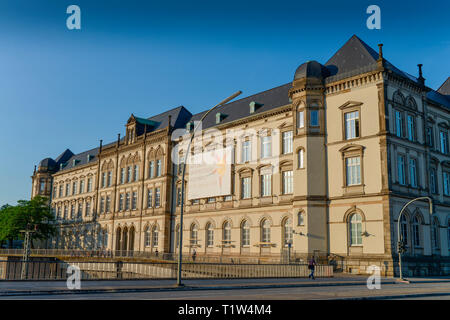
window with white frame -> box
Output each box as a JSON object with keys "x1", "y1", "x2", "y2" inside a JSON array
[
  {"x1": 443, "y1": 172, "x2": 450, "y2": 196},
  {"x1": 106, "y1": 196, "x2": 110, "y2": 213},
  {"x1": 261, "y1": 135, "x2": 271, "y2": 159},
  {"x1": 156, "y1": 159, "x2": 162, "y2": 177},
  {"x1": 298, "y1": 149, "x2": 304, "y2": 169},
  {"x1": 133, "y1": 165, "x2": 139, "y2": 181},
  {"x1": 120, "y1": 168, "x2": 125, "y2": 184},
  {"x1": 79, "y1": 180, "x2": 85, "y2": 194},
  {"x1": 100, "y1": 197, "x2": 105, "y2": 213},
  {"x1": 72, "y1": 181, "x2": 77, "y2": 195},
  {"x1": 206, "y1": 223, "x2": 214, "y2": 247},
  {"x1": 190, "y1": 224, "x2": 198, "y2": 246},
  {"x1": 440, "y1": 130, "x2": 448, "y2": 154},
  {"x1": 297, "y1": 111, "x2": 304, "y2": 128},
  {"x1": 101, "y1": 173, "x2": 106, "y2": 188},
  {"x1": 346, "y1": 156, "x2": 361, "y2": 186},
  {"x1": 261, "y1": 219, "x2": 271, "y2": 243},
  {"x1": 87, "y1": 178, "x2": 92, "y2": 192},
  {"x1": 107, "y1": 171, "x2": 112, "y2": 187},
  {"x1": 344, "y1": 111, "x2": 359, "y2": 140},
  {"x1": 282, "y1": 131, "x2": 293, "y2": 154},
  {"x1": 241, "y1": 220, "x2": 250, "y2": 247},
  {"x1": 283, "y1": 218, "x2": 293, "y2": 246},
  {"x1": 155, "y1": 188, "x2": 161, "y2": 207},
  {"x1": 152, "y1": 225, "x2": 159, "y2": 247},
  {"x1": 409, "y1": 158, "x2": 417, "y2": 188},
  {"x1": 397, "y1": 155, "x2": 406, "y2": 185},
  {"x1": 119, "y1": 193, "x2": 124, "y2": 211},
  {"x1": 132, "y1": 192, "x2": 137, "y2": 210},
  {"x1": 282, "y1": 171, "x2": 293, "y2": 194},
  {"x1": 144, "y1": 227, "x2": 150, "y2": 247},
  {"x1": 147, "y1": 189, "x2": 153, "y2": 208},
  {"x1": 349, "y1": 213, "x2": 362, "y2": 245},
  {"x1": 407, "y1": 115, "x2": 415, "y2": 141},
  {"x1": 241, "y1": 140, "x2": 251, "y2": 163},
  {"x1": 241, "y1": 177, "x2": 251, "y2": 199},
  {"x1": 395, "y1": 110, "x2": 403, "y2": 137},
  {"x1": 297, "y1": 211, "x2": 304, "y2": 226},
  {"x1": 223, "y1": 222, "x2": 231, "y2": 244},
  {"x1": 260, "y1": 174, "x2": 271, "y2": 197},
  {"x1": 125, "y1": 192, "x2": 130, "y2": 210},
  {"x1": 85, "y1": 201, "x2": 91, "y2": 216},
  {"x1": 127, "y1": 166, "x2": 132, "y2": 183},
  {"x1": 149, "y1": 161, "x2": 154, "y2": 178}
]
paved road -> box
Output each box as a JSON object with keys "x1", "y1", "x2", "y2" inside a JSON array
[{"x1": 2, "y1": 280, "x2": 450, "y2": 300}]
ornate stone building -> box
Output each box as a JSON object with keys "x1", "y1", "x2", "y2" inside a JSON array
[{"x1": 31, "y1": 35, "x2": 450, "y2": 275}]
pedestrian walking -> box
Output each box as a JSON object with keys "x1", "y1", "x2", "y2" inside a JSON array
[
  {"x1": 308, "y1": 256, "x2": 317, "y2": 280},
  {"x1": 155, "y1": 248, "x2": 159, "y2": 257}
]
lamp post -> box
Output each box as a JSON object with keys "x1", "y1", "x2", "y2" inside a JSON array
[
  {"x1": 396, "y1": 196, "x2": 433, "y2": 281},
  {"x1": 176, "y1": 90, "x2": 242, "y2": 287}
]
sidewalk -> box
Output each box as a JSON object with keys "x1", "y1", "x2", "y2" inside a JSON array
[{"x1": 1, "y1": 275, "x2": 449, "y2": 297}]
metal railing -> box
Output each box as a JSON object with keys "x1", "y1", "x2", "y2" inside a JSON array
[{"x1": 0, "y1": 260, "x2": 333, "y2": 280}]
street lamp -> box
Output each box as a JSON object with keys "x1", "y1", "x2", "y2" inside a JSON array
[
  {"x1": 176, "y1": 90, "x2": 242, "y2": 287},
  {"x1": 396, "y1": 196, "x2": 433, "y2": 281}
]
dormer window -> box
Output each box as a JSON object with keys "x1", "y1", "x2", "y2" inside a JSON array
[
  {"x1": 249, "y1": 101, "x2": 262, "y2": 114},
  {"x1": 216, "y1": 112, "x2": 225, "y2": 124}
]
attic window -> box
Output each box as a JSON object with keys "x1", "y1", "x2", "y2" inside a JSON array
[
  {"x1": 73, "y1": 159, "x2": 80, "y2": 166},
  {"x1": 216, "y1": 112, "x2": 223, "y2": 124},
  {"x1": 87, "y1": 155, "x2": 94, "y2": 162},
  {"x1": 186, "y1": 121, "x2": 193, "y2": 132},
  {"x1": 249, "y1": 101, "x2": 262, "y2": 114}
]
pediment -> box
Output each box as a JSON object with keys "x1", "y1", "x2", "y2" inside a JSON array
[{"x1": 338, "y1": 101, "x2": 363, "y2": 110}]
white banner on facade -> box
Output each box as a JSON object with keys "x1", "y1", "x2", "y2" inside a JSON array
[{"x1": 187, "y1": 146, "x2": 233, "y2": 200}]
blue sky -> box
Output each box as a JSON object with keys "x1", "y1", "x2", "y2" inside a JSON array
[{"x1": 0, "y1": 0, "x2": 449, "y2": 205}]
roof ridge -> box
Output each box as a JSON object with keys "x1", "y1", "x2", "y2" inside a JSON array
[{"x1": 437, "y1": 77, "x2": 450, "y2": 93}]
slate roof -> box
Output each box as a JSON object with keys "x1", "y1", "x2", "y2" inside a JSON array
[
  {"x1": 188, "y1": 83, "x2": 292, "y2": 130},
  {"x1": 438, "y1": 77, "x2": 450, "y2": 95}
]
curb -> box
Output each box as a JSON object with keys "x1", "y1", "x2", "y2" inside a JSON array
[{"x1": 334, "y1": 292, "x2": 450, "y2": 300}]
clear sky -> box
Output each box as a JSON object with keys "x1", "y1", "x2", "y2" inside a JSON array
[{"x1": 0, "y1": 0, "x2": 449, "y2": 206}]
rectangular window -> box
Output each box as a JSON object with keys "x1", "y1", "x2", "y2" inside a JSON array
[
  {"x1": 132, "y1": 192, "x2": 137, "y2": 210},
  {"x1": 70, "y1": 205, "x2": 75, "y2": 220},
  {"x1": 87, "y1": 178, "x2": 92, "y2": 192},
  {"x1": 64, "y1": 206, "x2": 68, "y2": 219},
  {"x1": 149, "y1": 161, "x2": 154, "y2": 178},
  {"x1": 261, "y1": 174, "x2": 271, "y2": 197},
  {"x1": 407, "y1": 115, "x2": 415, "y2": 141},
  {"x1": 59, "y1": 185, "x2": 63, "y2": 197},
  {"x1": 397, "y1": 155, "x2": 406, "y2": 185},
  {"x1": 147, "y1": 189, "x2": 153, "y2": 208},
  {"x1": 100, "y1": 197, "x2": 105, "y2": 213},
  {"x1": 177, "y1": 187, "x2": 182, "y2": 206},
  {"x1": 156, "y1": 160, "x2": 162, "y2": 177},
  {"x1": 261, "y1": 136, "x2": 272, "y2": 159},
  {"x1": 107, "y1": 171, "x2": 112, "y2": 187},
  {"x1": 101, "y1": 172, "x2": 106, "y2": 188},
  {"x1": 298, "y1": 111, "x2": 304, "y2": 128},
  {"x1": 39, "y1": 179, "x2": 45, "y2": 193},
  {"x1": 207, "y1": 197, "x2": 216, "y2": 203},
  {"x1": 77, "y1": 203, "x2": 82, "y2": 219},
  {"x1": 72, "y1": 182, "x2": 77, "y2": 195},
  {"x1": 85, "y1": 202, "x2": 90, "y2": 216},
  {"x1": 66, "y1": 184, "x2": 70, "y2": 196},
  {"x1": 298, "y1": 149, "x2": 304, "y2": 169},
  {"x1": 310, "y1": 110, "x2": 319, "y2": 127},
  {"x1": 440, "y1": 131, "x2": 448, "y2": 154},
  {"x1": 106, "y1": 196, "x2": 111, "y2": 213},
  {"x1": 120, "y1": 168, "x2": 125, "y2": 184},
  {"x1": 282, "y1": 171, "x2": 293, "y2": 194},
  {"x1": 79, "y1": 180, "x2": 85, "y2": 194},
  {"x1": 155, "y1": 188, "x2": 161, "y2": 207},
  {"x1": 224, "y1": 195, "x2": 232, "y2": 201},
  {"x1": 344, "y1": 111, "x2": 359, "y2": 140},
  {"x1": 346, "y1": 156, "x2": 362, "y2": 186},
  {"x1": 426, "y1": 127, "x2": 434, "y2": 148},
  {"x1": 125, "y1": 193, "x2": 130, "y2": 210},
  {"x1": 443, "y1": 172, "x2": 450, "y2": 196},
  {"x1": 395, "y1": 110, "x2": 403, "y2": 137},
  {"x1": 127, "y1": 166, "x2": 132, "y2": 183},
  {"x1": 241, "y1": 177, "x2": 251, "y2": 199},
  {"x1": 282, "y1": 131, "x2": 293, "y2": 154},
  {"x1": 430, "y1": 168, "x2": 437, "y2": 194},
  {"x1": 133, "y1": 165, "x2": 138, "y2": 181},
  {"x1": 242, "y1": 140, "x2": 251, "y2": 162},
  {"x1": 119, "y1": 194, "x2": 124, "y2": 211},
  {"x1": 409, "y1": 158, "x2": 417, "y2": 188}
]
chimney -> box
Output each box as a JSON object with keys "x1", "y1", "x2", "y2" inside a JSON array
[
  {"x1": 378, "y1": 44, "x2": 383, "y2": 60},
  {"x1": 99, "y1": 139, "x2": 103, "y2": 153},
  {"x1": 168, "y1": 115, "x2": 172, "y2": 129},
  {"x1": 418, "y1": 64, "x2": 425, "y2": 85},
  {"x1": 117, "y1": 133, "x2": 120, "y2": 147},
  {"x1": 33, "y1": 165, "x2": 36, "y2": 174}
]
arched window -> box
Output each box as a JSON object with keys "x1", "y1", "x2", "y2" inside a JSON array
[
  {"x1": 432, "y1": 217, "x2": 440, "y2": 250},
  {"x1": 144, "y1": 226, "x2": 150, "y2": 247},
  {"x1": 223, "y1": 221, "x2": 231, "y2": 244},
  {"x1": 206, "y1": 223, "x2": 214, "y2": 247},
  {"x1": 241, "y1": 220, "x2": 250, "y2": 247},
  {"x1": 412, "y1": 216, "x2": 421, "y2": 247},
  {"x1": 297, "y1": 211, "x2": 305, "y2": 226},
  {"x1": 283, "y1": 218, "x2": 293, "y2": 247},
  {"x1": 261, "y1": 219, "x2": 271, "y2": 243},
  {"x1": 152, "y1": 225, "x2": 159, "y2": 248},
  {"x1": 349, "y1": 213, "x2": 362, "y2": 246},
  {"x1": 298, "y1": 149, "x2": 304, "y2": 169},
  {"x1": 190, "y1": 224, "x2": 198, "y2": 246},
  {"x1": 400, "y1": 215, "x2": 409, "y2": 246}
]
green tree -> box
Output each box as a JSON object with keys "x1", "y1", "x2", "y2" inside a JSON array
[{"x1": 0, "y1": 196, "x2": 56, "y2": 248}]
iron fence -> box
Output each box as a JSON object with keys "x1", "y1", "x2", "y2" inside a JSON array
[{"x1": 0, "y1": 260, "x2": 333, "y2": 280}]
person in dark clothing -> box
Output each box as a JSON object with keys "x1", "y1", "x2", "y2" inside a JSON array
[
  {"x1": 192, "y1": 249, "x2": 197, "y2": 262},
  {"x1": 308, "y1": 256, "x2": 317, "y2": 280}
]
